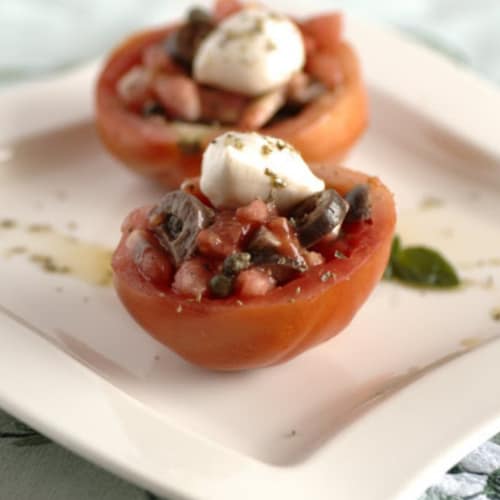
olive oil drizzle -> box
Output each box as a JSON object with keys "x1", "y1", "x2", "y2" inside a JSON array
[{"x1": 0, "y1": 220, "x2": 112, "y2": 286}]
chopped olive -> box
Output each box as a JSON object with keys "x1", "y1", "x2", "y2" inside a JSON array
[
  {"x1": 247, "y1": 226, "x2": 281, "y2": 252},
  {"x1": 188, "y1": 7, "x2": 212, "y2": 24},
  {"x1": 223, "y1": 252, "x2": 251, "y2": 276},
  {"x1": 251, "y1": 249, "x2": 307, "y2": 283},
  {"x1": 246, "y1": 225, "x2": 307, "y2": 282},
  {"x1": 252, "y1": 251, "x2": 307, "y2": 272},
  {"x1": 164, "y1": 214, "x2": 183, "y2": 239},
  {"x1": 142, "y1": 101, "x2": 166, "y2": 117},
  {"x1": 149, "y1": 191, "x2": 214, "y2": 267},
  {"x1": 344, "y1": 185, "x2": 371, "y2": 223},
  {"x1": 290, "y1": 189, "x2": 349, "y2": 248},
  {"x1": 267, "y1": 104, "x2": 302, "y2": 125},
  {"x1": 165, "y1": 9, "x2": 214, "y2": 69},
  {"x1": 209, "y1": 274, "x2": 233, "y2": 298}
]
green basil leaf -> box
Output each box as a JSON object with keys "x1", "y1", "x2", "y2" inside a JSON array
[
  {"x1": 383, "y1": 235, "x2": 460, "y2": 288},
  {"x1": 393, "y1": 246, "x2": 460, "y2": 288},
  {"x1": 383, "y1": 235, "x2": 401, "y2": 280}
]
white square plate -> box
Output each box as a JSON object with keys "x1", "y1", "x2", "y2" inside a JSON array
[{"x1": 1, "y1": 4, "x2": 500, "y2": 499}]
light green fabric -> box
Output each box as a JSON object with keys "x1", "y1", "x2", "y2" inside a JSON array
[{"x1": 0, "y1": 410, "x2": 155, "y2": 499}]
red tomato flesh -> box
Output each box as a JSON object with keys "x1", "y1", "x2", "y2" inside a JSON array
[
  {"x1": 95, "y1": 7, "x2": 368, "y2": 187},
  {"x1": 300, "y1": 13, "x2": 343, "y2": 53},
  {"x1": 112, "y1": 165, "x2": 396, "y2": 371}
]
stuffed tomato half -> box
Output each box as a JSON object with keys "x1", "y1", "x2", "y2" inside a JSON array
[
  {"x1": 112, "y1": 132, "x2": 395, "y2": 371},
  {"x1": 96, "y1": 0, "x2": 367, "y2": 187}
]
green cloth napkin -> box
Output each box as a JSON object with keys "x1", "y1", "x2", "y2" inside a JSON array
[{"x1": 0, "y1": 410, "x2": 153, "y2": 499}]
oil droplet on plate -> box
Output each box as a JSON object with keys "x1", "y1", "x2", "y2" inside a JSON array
[
  {"x1": 460, "y1": 337, "x2": 483, "y2": 350},
  {"x1": 491, "y1": 307, "x2": 500, "y2": 322},
  {"x1": 1, "y1": 221, "x2": 113, "y2": 286}
]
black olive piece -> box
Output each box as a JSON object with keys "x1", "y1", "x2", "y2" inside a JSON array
[
  {"x1": 251, "y1": 250, "x2": 308, "y2": 284},
  {"x1": 142, "y1": 101, "x2": 166, "y2": 117},
  {"x1": 251, "y1": 250, "x2": 307, "y2": 273},
  {"x1": 344, "y1": 185, "x2": 371, "y2": 223},
  {"x1": 209, "y1": 274, "x2": 233, "y2": 298},
  {"x1": 164, "y1": 11, "x2": 214, "y2": 69},
  {"x1": 223, "y1": 252, "x2": 251, "y2": 276},
  {"x1": 188, "y1": 7, "x2": 212, "y2": 24},
  {"x1": 246, "y1": 226, "x2": 307, "y2": 282},
  {"x1": 149, "y1": 190, "x2": 214, "y2": 267},
  {"x1": 290, "y1": 189, "x2": 349, "y2": 248},
  {"x1": 246, "y1": 226, "x2": 281, "y2": 252},
  {"x1": 267, "y1": 104, "x2": 302, "y2": 126},
  {"x1": 164, "y1": 213, "x2": 183, "y2": 239}
]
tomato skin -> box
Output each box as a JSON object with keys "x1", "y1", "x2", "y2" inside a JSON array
[
  {"x1": 95, "y1": 15, "x2": 368, "y2": 188},
  {"x1": 265, "y1": 42, "x2": 367, "y2": 166},
  {"x1": 112, "y1": 165, "x2": 395, "y2": 371},
  {"x1": 95, "y1": 25, "x2": 207, "y2": 187},
  {"x1": 213, "y1": 0, "x2": 244, "y2": 22},
  {"x1": 300, "y1": 13, "x2": 343, "y2": 53}
]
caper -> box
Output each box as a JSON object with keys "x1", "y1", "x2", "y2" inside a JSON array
[
  {"x1": 223, "y1": 252, "x2": 251, "y2": 276},
  {"x1": 142, "y1": 101, "x2": 166, "y2": 117},
  {"x1": 290, "y1": 189, "x2": 349, "y2": 248},
  {"x1": 209, "y1": 274, "x2": 233, "y2": 298},
  {"x1": 344, "y1": 185, "x2": 371, "y2": 223}
]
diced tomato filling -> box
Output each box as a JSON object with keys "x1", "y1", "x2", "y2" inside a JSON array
[
  {"x1": 213, "y1": 0, "x2": 244, "y2": 22},
  {"x1": 303, "y1": 250, "x2": 325, "y2": 267},
  {"x1": 172, "y1": 257, "x2": 212, "y2": 297},
  {"x1": 115, "y1": 6, "x2": 344, "y2": 125},
  {"x1": 127, "y1": 192, "x2": 361, "y2": 299},
  {"x1": 287, "y1": 72, "x2": 309, "y2": 100},
  {"x1": 197, "y1": 213, "x2": 250, "y2": 258},
  {"x1": 312, "y1": 228, "x2": 355, "y2": 260},
  {"x1": 116, "y1": 67, "x2": 153, "y2": 111},
  {"x1": 300, "y1": 31, "x2": 316, "y2": 59},
  {"x1": 137, "y1": 245, "x2": 173, "y2": 286},
  {"x1": 199, "y1": 87, "x2": 249, "y2": 124},
  {"x1": 125, "y1": 229, "x2": 173, "y2": 286},
  {"x1": 121, "y1": 206, "x2": 152, "y2": 233},
  {"x1": 235, "y1": 199, "x2": 270, "y2": 224},
  {"x1": 266, "y1": 216, "x2": 302, "y2": 260},
  {"x1": 238, "y1": 88, "x2": 286, "y2": 130},
  {"x1": 153, "y1": 74, "x2": 201, "y2": 121},
  {"x1": 235, "y1": 268, "x2": 276, "y2": 298},
  {"x1": 300, "y1": 13, "x2": 343, "y2": 53},
  {"x1": 142, "y1": 44, "x2": 181, "y2": 74},
  {"x1": 305, "y1": 51, "x2": 344, "y2": 88}
]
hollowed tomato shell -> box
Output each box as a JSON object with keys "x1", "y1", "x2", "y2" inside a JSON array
[
  {"x1": 112, "y1": 164, "x2": 395, "y2": 371},
  {"x1": 95, "y1": 22, "x2": 368, "y2": 188}
]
